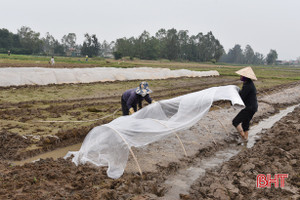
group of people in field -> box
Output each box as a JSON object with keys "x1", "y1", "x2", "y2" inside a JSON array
[{"x1": 122, "y1": 66, "x2": 257, "y2": 141}]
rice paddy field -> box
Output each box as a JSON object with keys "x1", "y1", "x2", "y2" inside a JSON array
[{"x1": 0, "y1": 54, "x2": 299, "y2": 199}]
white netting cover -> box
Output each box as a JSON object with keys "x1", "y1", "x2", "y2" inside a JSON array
[
  {"x1": 65, "y1": 85, "x2": 244, "y2": 179},
  {"x1": 0, "y1": 67, "x2": 219, "y2": 87}
]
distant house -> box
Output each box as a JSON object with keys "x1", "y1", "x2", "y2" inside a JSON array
[
  {"x1": 103, "y1": 52, "x2": 114, "y2": 58},
  {"x1": 276, "y1": 60, "x2": 299, "y2": 65},
  {"x1": 66, "y1": 48, "x2": 81, "y2": 57}
]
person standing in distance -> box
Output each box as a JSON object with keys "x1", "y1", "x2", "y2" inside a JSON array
[
  {"x1": 50, "y1": 56, "x2": 55, "y2": 65},
  {"x1": 232, "y1": 66, "x2": 258, "y2": 141},
  {"x1": 121, "y1": 81, "x2": 156, "y2": 116}
]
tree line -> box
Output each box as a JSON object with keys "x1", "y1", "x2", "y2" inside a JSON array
[
  {"x1": 219, "y1": 44, "x2": 278, "y2": 65},
  {"x1": 114, "y1": 29, "x2": 224, "y2": 62},
  {"x1": 0, "y1": 27, "x2": 113, "y2": 57},
  {"x1": 0, "y1": 26, "x2": 278, "y2": 64}
]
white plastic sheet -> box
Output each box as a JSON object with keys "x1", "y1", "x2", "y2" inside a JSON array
[
  {"x1": 0, "y1": 67, "x2": 219, "y2": 87},
  {"x1": 65, "y1": 85, "x2": 244, "y2": 179}
]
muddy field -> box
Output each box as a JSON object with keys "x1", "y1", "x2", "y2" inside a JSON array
[
  {"x1": 188, "y1": 107, "x2": 300, "y2": 200},
  {"x1": 0, "y1": 76, "x2": 240, "y2": 161},
  {"x1": 0, "y1": 67, "x2": 300, "y2": 199}
]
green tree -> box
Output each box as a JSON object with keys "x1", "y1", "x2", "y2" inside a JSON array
[
  {"x1": 53, "y1": 40, "x2": 65, "y2": 55},
  {"x1": 17, "y1": 26, "x2": 43, "y2": 54},
  {"x1": 0, "y1": 28, "x2": 13, "y2": 49},
  {"x1": 143, "y1": 36, "x2": 159, "y2": 60},
  {"x1": 135, "y1": 31, "x2": 159, "y2": 60},
  {"x1": 220, "y1": 45, "x2": 265, "y2": 64},
  {"x1": 136, "y1": 31, "x2": 150, "y2": 59},
  {"x1": 266, "y1": 49, "x2": 278, "y2": 65},
  {"x1": 183, "y1": 31, "x2": 224, "y2": 62},
  {"x1": 155, "y1": 28, "x2": 167, "y2": 59},
  {"x1": 200, "y1": 32, "x2": 212, "y2": 62},
  {"x1": 200, "y1": 31, "x2": 224, "y2": 62},
  {"x1": 92, "y1": 34, "x2": 100, "y2": 56},
  {"x1": 113, "y1": 28, "x2": 223, "y2": 62},
  {"x1": 114, "y1": 37, "x2": 134, "y2": 58},
  {"x1": 193, "y1": 32, "x2": 204, "y2": 61},
  {"x1": 61, "y1": 33, "x2": 77, "y2": 51},
  {"x1": 42, "y1": 32, "x2": 56, "y2": 55},
  {"x1": 253, "y1": 52, "x2": 264, "y2": 65},
  {"x1": 81, "y1": 33, "x2": 100, "y2": 57},
  {"x1": 100, "y1": 40, "x2": 114, "y2": 58},
  {"x1": 186, "y1": 35, "x2": 198, "y2": 61},
  {"x1": 213, "y1": 39, "x2": 224, "y2": 62},
  {"x1": 178, "y1": 30, "x2": 189, "y2": 60},
  {"x1": 165, "y1": 28, "x2": 179, "y2": 60},
  {"x1": 244, "y1": 45, "x2": 255, "y2": 64},
  {"x1": 227, "y1": 44, "x2": 244, "y2": 64},
  {"x1": 0, "y1": 28, "x2": 22, "y2": 53}
]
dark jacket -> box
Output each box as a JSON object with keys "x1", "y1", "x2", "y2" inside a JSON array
[
  {"x1": 122, "y1": 88, "x2": 152, "y2": 111},
  {"x1": 239, "y1": 79, "x2": 258, "y2": 112}
]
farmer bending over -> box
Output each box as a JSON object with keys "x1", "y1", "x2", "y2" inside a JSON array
[
  {"x1": 121, "y1": 81, "x2": 155, "y2": 115},
  {"x1": 232, "y1": 67, "x2": 258, "y2": 141}
]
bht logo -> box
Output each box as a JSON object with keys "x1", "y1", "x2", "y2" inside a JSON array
[{"x1": 256, "y1": 174, "x2": 288, "y2": 188}]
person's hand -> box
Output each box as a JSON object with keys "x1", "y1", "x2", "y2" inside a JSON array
[
  {"x1": 129, "y1": 108, "x2": 135, "y2": 115},
  {"x1": 152, "y1": 100, "x2": 156, "y2": 104}
]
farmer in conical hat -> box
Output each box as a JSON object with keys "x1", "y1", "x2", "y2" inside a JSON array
[
  {"x1": 232, "y1": 66, "x2": 258, "y2": 140},
  {"x1": 121, "y1": 81, "x2": 156, "y2": 116}
]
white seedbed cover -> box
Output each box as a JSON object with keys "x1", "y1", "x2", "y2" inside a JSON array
[
  {"x1": 65, "y1": 85, "x2": 244, "y2": 179},
  {"x1": 0, "y1": 67, "x2": 219, "y2": 86}
]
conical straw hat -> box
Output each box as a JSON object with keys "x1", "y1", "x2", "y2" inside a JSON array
[{"x1": 235, "y1": 66, "x2": 257, "y2": 80}]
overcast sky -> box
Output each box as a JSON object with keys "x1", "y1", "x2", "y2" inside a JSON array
[{"x1": 1, "y1": 0, "x2": 299, "y2": 60}]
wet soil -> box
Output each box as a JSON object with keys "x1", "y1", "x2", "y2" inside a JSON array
[
  {"x1": 0, "y1": 74, "x2": 300, "y2": 199},
  {"x1": 0, "y1": 76, "x2": 239, "y2": 161},
  {"x1": 187, "y1": 107, "x2": 300, "y2": 200},
  {"x1": 0, "y1": 92, "x2": 299, "y2": 199},
  {"x1": 2, "y1": 79, "x2": 299, "y2": 162}
]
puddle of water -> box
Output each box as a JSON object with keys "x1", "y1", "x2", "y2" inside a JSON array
[
  {"x1": 160, "y1": 104, "x2": 300, "y2": 199},
  {"x1": 247, "y1": 104, "x2": 300, "y2": 148},
  {"x1": 12, "y1": 143, "x2": 81, "y2": 166},
  {"x1": 161, "y1": 148, "x2": 240, "y2": 200}
]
